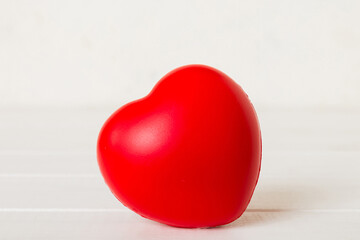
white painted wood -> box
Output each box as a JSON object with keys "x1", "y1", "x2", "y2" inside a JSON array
[
  {"x1": 0, "y1": 108, "x2": 359, "y2": 239},
  {"x1": 0, "y1": 172, "x2": 359, "y2": 211},
  {"x1": 0, "y1": 108, "x2": 359, "y2": 153},
  {"x1": 0, "y1": 211, "x2": 359, "y2": 240},
  {"x1": 1, "y1": 150, "x2": 359, "y2": 178},
  {"x1": 259, "y1": 109, "x2": 360, "y2": 153},
  {"x1": 0, "y1": 108, "x2": 109, "y2": 153},
  {"x1": 0, "y1": 153, "x2": 97, "y2": 175}
]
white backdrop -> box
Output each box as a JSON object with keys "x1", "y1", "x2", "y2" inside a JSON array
[{"x1": 1, "y1": 0, "x2": 359, "y2": 108}]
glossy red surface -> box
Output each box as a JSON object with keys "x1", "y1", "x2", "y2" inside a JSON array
[{"x1": 97, "y1": 65, "x2": 262, "y2": 228}]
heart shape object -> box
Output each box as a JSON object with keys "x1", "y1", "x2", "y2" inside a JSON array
[{"x1": 97, "y1": 65, "x2": 262, "y2": 228}]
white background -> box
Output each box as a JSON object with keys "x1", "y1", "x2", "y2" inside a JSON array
[
  {"x1": 1, "y1": 0, "x2": 359, "y2": 108},
  {"x1": 1, "y1": 1, "x2": 360, "y2": 239}
]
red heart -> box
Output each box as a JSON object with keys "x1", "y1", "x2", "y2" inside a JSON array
[{"x1": 97, "y1": 65, "x2": 262, "y2": 228}]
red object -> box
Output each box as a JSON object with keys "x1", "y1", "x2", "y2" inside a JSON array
[{"x1": 97, "y1": 65, "x2": 262, "y2": 228}]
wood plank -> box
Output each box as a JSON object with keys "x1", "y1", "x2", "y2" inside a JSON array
[
  {"x1": 0, "y1": 211, "x2": 358, "y2": 240},
  {"x1": 0, "y1": 109, "x2": 359, "y2": 239},
  {"x1": 0, "y1": 176, "x2": 119, "y2": 209},
  {"x1": 0, "y1": 153, "x2": 98, "y2": 175},
  {"x1": 0, "y1": 110, "x2": 360, "y2": 209},
  {"x1": 1, "y1": 151, "x2": 359, "y2": 177},
  {"x1": 0, "y1": 108, "x2": 109, "y2": 153},
  {"x1": 259, "y1": 109, "x2": 360, "y2": 153},
  {"x1": 0, "y1": 108, "x2": 359, "y2": 153},
  {"x1": 0, "y1": 171, "x2": 359, "y2": 210}
]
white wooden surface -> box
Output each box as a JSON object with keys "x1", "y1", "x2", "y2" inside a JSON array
[{"x1": 0, "y1": 107, "x2": 359, "y2": 239}]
